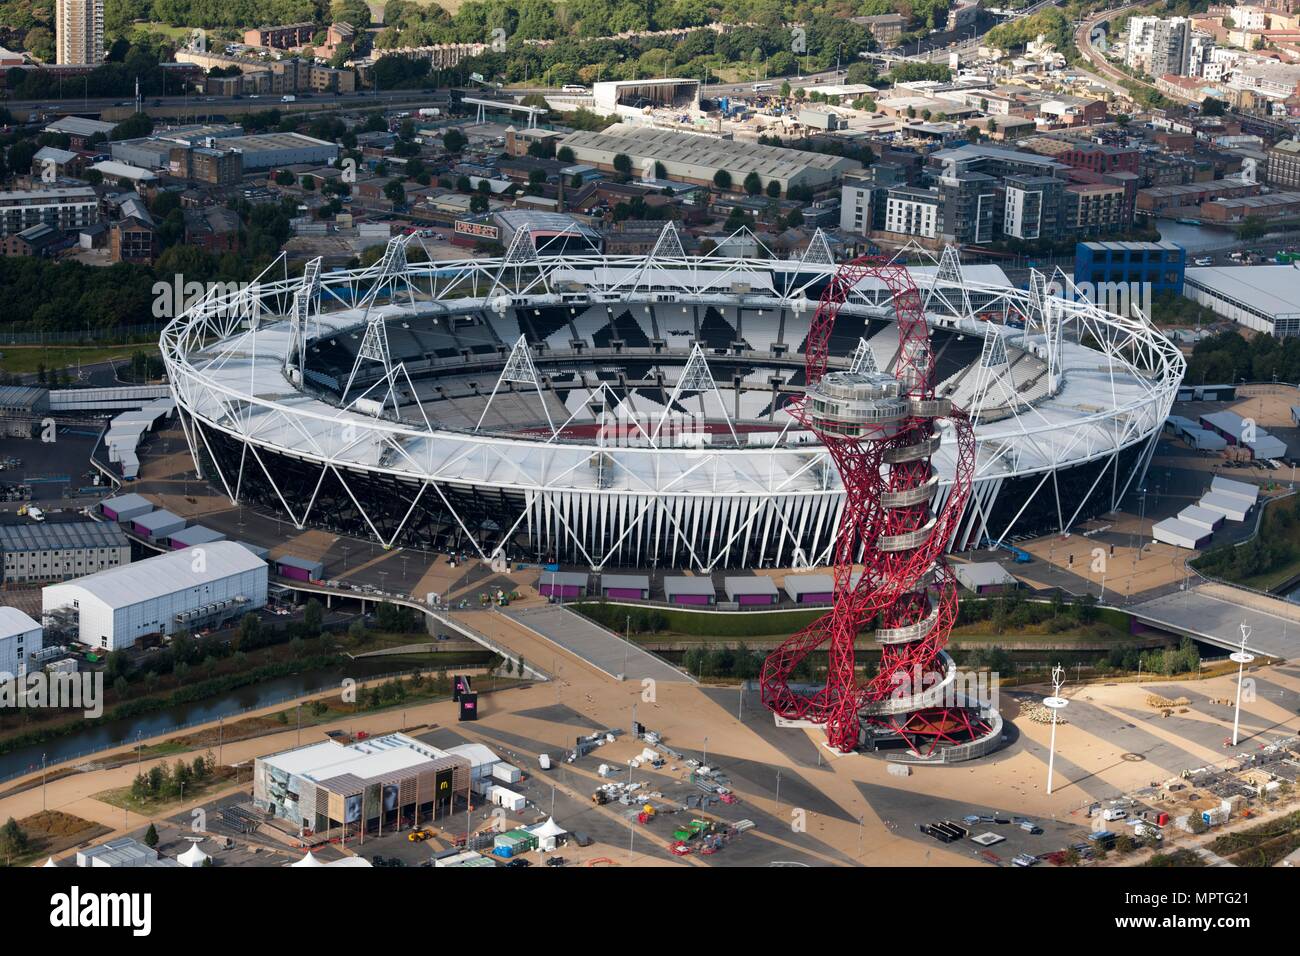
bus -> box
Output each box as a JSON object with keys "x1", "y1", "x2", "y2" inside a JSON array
[{"x1": 752, "y1": 83, "x2": 774, "y2": 93}]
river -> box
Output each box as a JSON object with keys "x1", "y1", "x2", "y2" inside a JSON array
[{"x1": 0, "y1": 658, "x2": 439, "y2": 785}]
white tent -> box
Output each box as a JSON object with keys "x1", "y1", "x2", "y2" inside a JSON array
[
  {"x1": 291, "y1": 851, "x2": 326, "y2": 867},
  {"x1": 177, "y1": 842, "x2": 210, "y2": 867},
  {"x1": 42, "y1": 857, "x2": 57, "y2": 868},
  {"x1": 531, "y1": 816, "x2": 567, "y2": 851}
]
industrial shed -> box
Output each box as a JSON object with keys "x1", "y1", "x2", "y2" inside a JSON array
[
  {"x1": 1199, "y1": 411, "x2": 1288, "y2": 460},
  {"x1": 274, "y1": 554, "x2": 325, "y2": 582},
  {"x1": 168, "y1": 525, "x2": 227, "y2": 550},
  {"x1": 1152, "y1": 518, "x2": 1212, "y2": 550},
  {"x1": 784, "y1": 574, "x2": 835, "y2": 604},
  {"x1": 1199, "y1": 492, "x2": 1250, "y2": 522},
  {"x1": 131, "y1": 509, "x2": 186, "y2": 542},
  {"x1": 1211, "y1": 475, "x2": 1260, "y2": 507},
  {"x1": 953, "y1": 562, "x2": 1019, "y2": 594},
  {"x1": 538, "y1": 571, "x2": 589, "y2": 599},
  {"x1": 99, "y1": 493, "x2": 154, "y2": 522},
  {"x1": 723, "y1": 576, "x2": 779, "y2": 605},
  {"x1": 663, "y1": 576, "x2": 716, "y2": 606},
  {"x1": 600, "y1": 573, "x2": 650, "y2": 600},
  {"x1": 41, "y1": 541, "x2": 269, "y2": 650},
  {"x1": 1177, "y1": 504, "x2": 1224, "y2": 532}
]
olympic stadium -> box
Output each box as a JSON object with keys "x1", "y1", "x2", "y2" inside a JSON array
[{"x1": 161, "y1": 226, "x2": 1184, "y2": 572}]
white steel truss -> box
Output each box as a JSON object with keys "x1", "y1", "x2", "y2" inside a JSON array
[
  {"x1": 161, "y1": 248, "x2": 1184, "y2": 572},
  {"x1": 476, "y1": 334, "x2": 556, "y2": 436}
]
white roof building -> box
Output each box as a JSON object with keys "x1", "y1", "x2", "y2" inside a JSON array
[
  {"x1": 0, "y1": 606, "x2": 41, "y2": 679},
  {"x1": 41, "y1": 541, "x2": 268, "y2": 651}
]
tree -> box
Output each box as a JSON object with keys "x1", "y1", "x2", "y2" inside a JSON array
[
  {"x1": 143, "y1": 824, "x2": 159, "y2": 848},
  {"x1": 304, "y1": 599, "x2": 324, "y2": 632},
  {"x1": 0, "y1": 818, "x2": 29, "y2": 860},
  {"x1": 384, "y1": 178, "x2": 407, "y2": 204},
  {"x1": 765, "y1": 180, "x2": 781, "y2": 198},
  {"x1": 470, "y1": 193, "x2": 490, "y2": 213},
  {"x1": 713, "y1": 169, "x2": 732, "y2": 191},
  {"x1": 743, "y1": 171, "x2": 763, "y2": 195},
  {"x1": 557, "y1": 146, "x2": 574, "y2": 162},
  {"x1": 612, "y1": 153, "x2": 633, "y2": 178},
  {"x1": 442, "y1": 128, "x2": 467, "y2": 153}
]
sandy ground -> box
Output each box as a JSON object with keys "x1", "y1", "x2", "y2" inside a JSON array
[
  {"x1": 1017, "y1": 525, "x2": 1192, "y2": 594},
  {"x1": 9, "y1": 598, "x2": 1299, "y2": 866}
]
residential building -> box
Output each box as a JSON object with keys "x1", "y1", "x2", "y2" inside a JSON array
[
  {"x1": 243, "y1": 22, "x2": 315, "y2": 49},
  {"x1": 1003, "y1": 175, "x2": 1065, "y2": 241},
  {"x1": 883, "y1": 186, "x2": 941, "y2": 239},
  {"x1": 110, "y1": 214, "x2": 157, "y2": 264},
  {"x1": 1266, "y1": 138, "x2": 1300, "y2": 188},
  {"x1": 852, "y1": 14, "x2": 908, "y2": 46},
  {"x1": 55, "y1": 0, "x2": 103, "y2": 66},
  {"x1": 1066, "y1": 183, "x2": 1128, "y2": 234},
  {"x1": 1, "y1": 223, "x2": 64, "y2": 258},
  {"x1": 0, "y1": 187, "x2": 99, "y2": 236},
  {"x1": 1125, "y1": 17, "x2": 1192, "y2": 77}
]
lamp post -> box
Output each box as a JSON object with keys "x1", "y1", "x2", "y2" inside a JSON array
[
  {"x1": 1044, "y1": 663, "x2": 1069, "y2": 796},
  {"x1": 1230, "y1": 623, "x2": 1255, "y2": 748}
]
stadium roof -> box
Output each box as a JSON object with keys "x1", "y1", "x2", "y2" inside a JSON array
[
  {"x1": 49, "y1": 541, "x2": 266, "y2": 610},
  {"x1": 0, "y1": 521, "x2": 128, "y2": 553}
]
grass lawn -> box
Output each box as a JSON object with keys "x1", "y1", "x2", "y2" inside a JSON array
[
  {"x1": 1232, "y1": 555, "x2": 1300, "y2": 593},
  {"x1": 0, "y1": 345, "x2": 143, "y2": 376},
  {"x1": 2, "y1": 810, "x2": 111, "y2": 867},
  {"x1": 94, "y1": 765, "x2": 245, "y2": 816}
]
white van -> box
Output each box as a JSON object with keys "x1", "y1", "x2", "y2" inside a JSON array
[{"x1": 1103, "y1": 807, "x2": 1128, "y2": 822}]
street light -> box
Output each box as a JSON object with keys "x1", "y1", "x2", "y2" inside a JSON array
[
  {"x1": 1230, "y1": 623, "x2": 1255, "y2": 747},
  {"x1": 1044, "y1": 663, "x2": 1068, "y2": 796}
]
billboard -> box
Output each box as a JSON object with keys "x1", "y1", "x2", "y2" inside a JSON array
[
  {"x1": 435, "y1": 767, "x2": 454, "y2": 806},
  {"x1": 344, "y1": 793, "x2": 362, "y2": 824},
  {"x1": 455, "y1": 219, "x2": 499, "y2": 241},
  {"x1": 459, "y1": 692, "x2": 478, "y2": 721},
  {"x1": 383, "y1": 783, "x2": 399, "y2": 813}
]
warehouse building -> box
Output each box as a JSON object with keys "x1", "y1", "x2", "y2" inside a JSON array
[
  {"x1": 41, "y1": 540, "x2": 268, "y2": 650},
  {"x1": 168, "y1": 525, "x2": 226, "y2": 550},
  {"x1": 953, "y1": 562, "x2": 1020, "y2": 594},
  {"x1": 538, "y1": 571, "x2": 589, "y2": 599},
  {"x1": 723, "y1": 576, "x2": 779, "y2": 605},
  {"x1": 0, "y1": 521, "x2": 130, "y2": 584},
  {"x1": 1199, "y1": 410, "x2": 1288, "y2": 460},
  {"x1": 99, "y1": 493, "x2": 154, "y2": 522},
  {"x1": 130, "y1": 509, "x2": 186, "y2": 543},
  {"x1": 558, "y1": 126, "x2": 861, "y2": 194},
  {"x1": 219, "y1": 132, "x2": 339, "y2": 170},
  {"x1": 664, "y1": 576, "x2": 716, "y2": 605},
  {"x1": 1183, "y1": 264, "x2": 1300, "y2": 337},
  {"x1": 273, "y1": 554, "x2": 324, "y2": 582},
  {"x1": 0, "y1": 386, "x2": 50, "y2": 417},
  {"x1": 600, "y1": 573, "x2": 649, "y2": 600},
  {"x1": 784, "y1": 573, "x2": 834, "y2": 604},
  {"x1": 0, "y1": 606, "x2": 41, "y2": 679},
  {"x1": 254, "y1": 732, "x2": 474, "y2": 839},
  {"x1": 1152, "y1": 517, "x2": 1212, "y2": 550}
]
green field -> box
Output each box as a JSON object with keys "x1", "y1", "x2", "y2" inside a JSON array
[{"x1": 0, "y1": 345, "x2": 143, "y2": 376}]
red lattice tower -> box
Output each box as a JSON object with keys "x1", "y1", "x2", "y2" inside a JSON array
[{"x1": 760, "y1": 256, "x2": 986, "y2": 754}]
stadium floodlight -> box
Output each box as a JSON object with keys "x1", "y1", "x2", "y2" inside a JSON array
[
  {"x1": 1230, "y1": 623, "x2": 1255, "y2": 747},
  {"x1": 1044, "y1": 663, "x2": 1069, "y2": 795}
]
